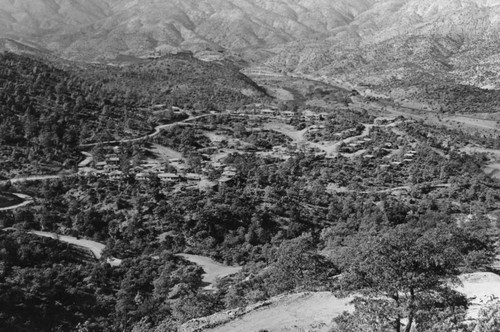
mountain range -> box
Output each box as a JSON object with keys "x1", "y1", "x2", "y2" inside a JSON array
[
  {"x1": 2, "y1": 0, "x2": 500, "y2": 97},
  {"x1": 0, "y1": 0, "x2": 376, "y2": 60}
]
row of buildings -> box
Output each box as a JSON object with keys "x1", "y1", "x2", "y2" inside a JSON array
[{"x1": 230, "y1": 108, "x2": 330, "y2": 121}]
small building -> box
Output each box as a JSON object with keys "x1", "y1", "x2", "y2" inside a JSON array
[
  {"x1": 273, "y1": 145, "x2": 285, "y2": 152},
  {"x1": 218, "y1": 176, "x2": 234, "y2": 186},
  {"x1": 104, "y1": 164, "x2": 119, "y2": 172},
  {"x1": 109, "y1": 171, "x2": 124, "y2": 181},
  {"x1": 95, "y1": 161, "x2": 107, "y2": 170},
  {"x1": 222, "y1": 170, "x2": 237, "y2": 178},
  {"x1": 211, "y1": 162, "x2": 225, "y2": 169},
  {"x1": 107, "y1": 157, "x2": 120, "y2": 165},
  {"x1": 185, "y1": 173, "x2": 202, "y2": 183},
  {"x1": 261, "y1": 109, "x2": 276, "y2": 116},
  {"x1": 302, "y1": 110, "x2": 314, "y2": 119},
  {"x1": 158, "y1": 173, "x2": 180, "y2": 183},
  {"x1": 135, "y1": 173, "x2": 148, "y2": 181}
]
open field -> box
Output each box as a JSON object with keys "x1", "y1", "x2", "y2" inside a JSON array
[
  {"x1": 460, "y1": 146, "x2": 500, "y2": 180},
  {"x1": 181, "y1": 292, "x2": 354, "y2": 332},
  {"x1": 147, "y1": 143, "x2": 183, "y2": 162},
  {"x1": 181, "y1": 272, "x2": 500, "y2": 332},
  {"x1": 457, "y1": 272, "x2": 500, "y2": 318}
]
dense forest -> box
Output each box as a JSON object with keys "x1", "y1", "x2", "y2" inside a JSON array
[
  {"x1": 0, "y1": 53, "x2": 150, "y2": 177},
  {"x1": 74, "y1": 54, "x2": 269, "y2": 112},
  {"x1": 1, "y1": 122, "x2": 500, "y2": 331}
]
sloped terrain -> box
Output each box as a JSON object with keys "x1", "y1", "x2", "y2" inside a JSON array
[
  {"x1": 266, "y1": 0, "x2": 500, "y2": 106},
  {"x1": 0, "y1": 0, "x2": 377, "y2": 60},
  {"x1": 180, "y1": 292, "x2": 354, "y2": 332}
]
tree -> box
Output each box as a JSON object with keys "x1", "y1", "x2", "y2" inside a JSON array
[
  {"x1": 334, "y1": 223, "x2": 490, "y2": 332},
  {"x1": 265, "y1": 233, "x2": 337, "y2": 295}
]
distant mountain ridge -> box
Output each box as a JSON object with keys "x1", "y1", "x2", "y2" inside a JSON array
[
  {"x1": 266, "y1": 0, "x2": 500, "y2": 98},
  {"x1": 0, "y1": 0, "x2": 377, "y2": 60},
  {"x1": 3, "y1": 0, "x2": 500, "y2": 99}
]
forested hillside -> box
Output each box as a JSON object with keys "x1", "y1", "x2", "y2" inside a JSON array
[
  {"x1": 0, "y1": 53, "x2": 150, "y2": 177},
  {"x1": 1, "y1": 113, "x2": 500, "y2": 330},
  {"x1": 76, "y1": 54, "x2": 268, "y2": 111},
  {"x1": 0, "y1": 52, "x2": 268, "y2": 178}
]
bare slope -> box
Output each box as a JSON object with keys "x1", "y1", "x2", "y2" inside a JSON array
[{"x1": 267, "y1": 0, "x2": 500, "y2": 95}]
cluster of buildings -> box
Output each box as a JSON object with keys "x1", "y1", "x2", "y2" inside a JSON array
[
  {"x1": 376, "y1": 149, "x2": 418, "y2": 170},
  {"x1": 340, "y1": 137, "x2": 374, "y2": 153},
  {"x1": 270, "y1": 142, "x2": 326, "y2": 160},
  {"x1": 230, "y1": 107, "x2": 329, "y2": 121},
  {"x1": 78, "y1": 147, "x2": 239, "y2": 189}
]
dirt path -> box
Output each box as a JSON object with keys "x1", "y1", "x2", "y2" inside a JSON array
[
  {"x1": 30, "y1": 231, "x2": 122, "y2": 266},
  {"x1": 328, "y1": 183, "x2": 451, "y2": 195},
  {"x1": 263, "y1": 123, "x2": 308, "y2": 142},
  {"x1": 265, "y1": 120, "x2": 377, "y2": 157},
  {"x1": 0, "y1": 193, "x2": 34, "y2": 211},
  {"x1": 78, "y1": 152, "x2": 93, "y2": 167},
  {"x1": 0, "y1": 174, "x2": 69, "y2": 185},
  {"x1": 177, "y1": 254, "x2": 242, "y2": 290},
  {"x1": 80, "y1": 114, "x2": 212, "y2": 148}
]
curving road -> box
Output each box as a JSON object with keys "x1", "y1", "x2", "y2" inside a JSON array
[
  {"x1": 0, "y1": 113, "x2": 218, "y2": 266},
  {"x1": 79, "y1": 114, "x2": 212, "y2": 148},
  {"x1": 0, "y1": 175, "x2": 69, "y2": 186},
  {"x1": 30, "y1": 231, "x2": 122, "y2": 266},
  {"x1": 0, "y1": 193, "x2": 34, "y2": 211}
]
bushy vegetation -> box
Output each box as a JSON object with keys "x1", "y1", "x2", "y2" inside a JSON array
[
  {"x1": 76, "y1": 55, "x2": 269, "y2": 112},
  {"x1": 0, "y1": 52, "x2": 151, "y2": 177}
]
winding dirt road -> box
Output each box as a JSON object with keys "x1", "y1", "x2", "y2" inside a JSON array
[
  {"x1": 0, "y1": 193, "x2": 34, "y2": 211},
  {"x1": 29, "y1": 231, "x2": 122, "y2": 266},
  {"x1": 79, "y1": 114, "x2": 212, "y2": 148}
]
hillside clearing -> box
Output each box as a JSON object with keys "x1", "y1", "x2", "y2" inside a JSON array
[
  {"x1": 183, "y1": 292, "x2": 354, "y2": 332},
  {"x1": 177, "y1": 254, "x2": 242, "y2": 290}
]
